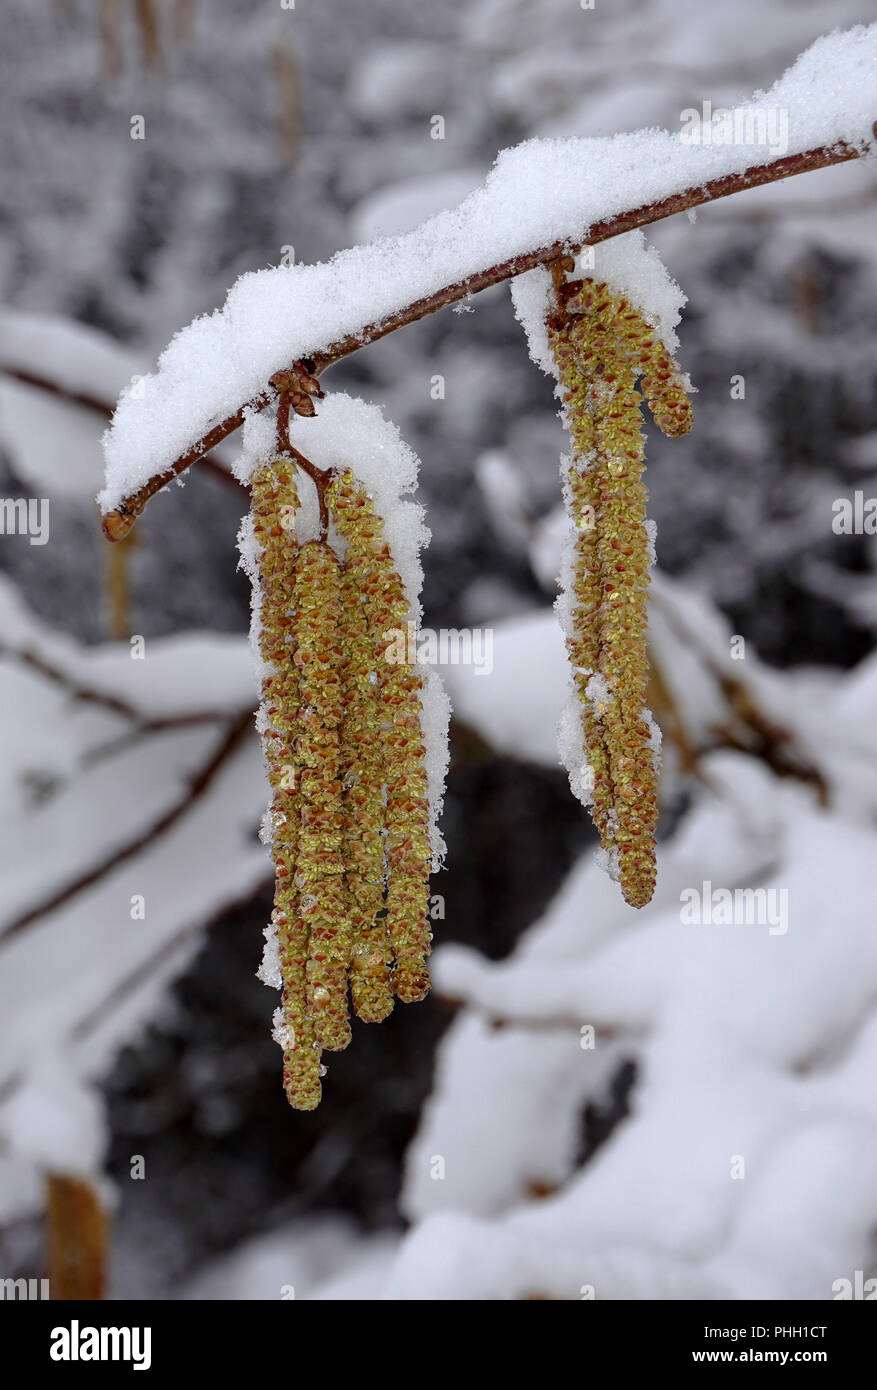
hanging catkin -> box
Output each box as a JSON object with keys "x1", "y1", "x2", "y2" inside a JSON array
[
  {"x1": 338, "y1": 548, "x2": 394, "y2": 1023},
  {"x1": 251, "y1": 461, "x2": 322, "y2": 1110},
  {"x1": 293, "y1": 540, "x2": 352, "y2": 1052},
  {"x1": 548, "y1": 277, "x2": 693, "y2": 909},
  {"x1": 253, "y1": 459, "x2": 435, "y2": 1110},
  {"x1": 327, "y1": 470, "x2": 433, "y2": 1005}
]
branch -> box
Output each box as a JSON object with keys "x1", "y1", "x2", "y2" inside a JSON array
[
  {"x1": 0, "y1": 642, "x2": 243, "y2": 738},
  {"x1": 274, "y1": 380, "x2": 334, "y2": 539},
  {"x1": 0, "y1": 873, "x2": 274, "y2": 1113},
  {"x1": 101, "y1": 133, "x2": 873, "y2": 542},
  {"x1": 0, "y1": 710, "x2": 252, "y2": 944},
  {"x1": 648, "y1": 588, "x2": 828, "y2": 801},
  {"x1": 0, "y1": 364, "x2": 245, "y2": 495},
  {"x1": 0, "y1": 642, "x2": 144, "y2": 721}
]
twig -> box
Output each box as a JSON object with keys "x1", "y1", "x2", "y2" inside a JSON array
[
  {"x1": 309, "y1": 141, "x2": 869, "y2": 371},
  {"x1": 0, "y1": 363, "x2": 245, "y2": 496},
  {"x1": 0, "y1": 642, "x2": 245, "y2": 734},
  {"x1": 0, "y1": 872, "x2": 274, "y2": 1115},
  {"x1": 0, "y1": 710, "x2": 252, "y2": 944},
  {"x1": 100, "y1": 133, "x2": 873, "y2": 541},
  {"x1": 81, "y1": 710, "x2": 252, "y2": 771},
  {"x1": 274, "y1": 385, "x2": 333, "y2": 539},
  {"x1": 0, "y1": 643, "x2": 144, "y2": 721},
  {"x1": 649, "y1": 588, "x2": 828, "y2": 801}
]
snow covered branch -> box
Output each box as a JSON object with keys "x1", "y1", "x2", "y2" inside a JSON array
[{"x1": 101, "y1": 130, "x2": 872, "y2": 542}]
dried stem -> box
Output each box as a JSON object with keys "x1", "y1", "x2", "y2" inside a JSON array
[{"x1": 101, "y1": 134, "x2": 872, "y2": 541}]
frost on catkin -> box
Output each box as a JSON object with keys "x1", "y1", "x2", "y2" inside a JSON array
[{"x1": 548, "y1": 278, "x2": 693, "y2": 908}]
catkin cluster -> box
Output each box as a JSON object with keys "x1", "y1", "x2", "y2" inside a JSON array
[
  {"x1": 252, "y1": 461, "x2": 433, "y2": 1109},
  {"x1": 547, "y1": 278, "x2": 693, "y2": 909}
]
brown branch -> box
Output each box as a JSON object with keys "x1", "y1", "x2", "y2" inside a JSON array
[
  {"x1": 0, "y1": 642, "x2": 245, "y2": 735},
  {"x1": 0, "y1": 710, "x2": 252, "y2": 945},
  {"x1": 648, "y1": 589, "x2": 828, "y2": 802},
  {"x1": 1, "y1": 365, "x2": 115, "y2": 418},
  {"x1": 68, "y1": 873, "x2": 274, "y2": 1048},
  {"x1": 0, "y1": 363, "x2": 246, "y2": 497},
  {"x1": 81, "y1": 710, "x2": 252, "y2": 772},
  {"x1": 135, "y1": 0, "x2": 161, "y2": 73},
  {"x1": 286, "y1": 443, "x2": 333, "y2": 541},
  {"x1": 0, "y1": 872, "x2": 274, "y2": 1114},
  {"x1": 0, "y1": 643, "x2": 144, "y2": 721},
  {"x1": 101, "y1": 133, "x2": 873, "y2": 542}
]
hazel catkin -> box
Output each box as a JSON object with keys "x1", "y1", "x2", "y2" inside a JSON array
[{"x1": 548, "y1": 277, "x2": 693, "y2": 909}]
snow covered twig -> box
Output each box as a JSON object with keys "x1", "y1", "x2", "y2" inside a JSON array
[{"x1": 101, "y1": 125, "x2": 875, "y2": 541}]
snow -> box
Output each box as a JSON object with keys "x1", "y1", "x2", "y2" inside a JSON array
[
  {"x1": 511, "y1": 229, "x2": 689, "y2": 368},
  {"x1": 0, "y1": 310, "x2": 239, "y2": 502},
  {"x1": 350, "y1": 169, "x2": 484, "y2": 244},
  {"x1": 0, "y1": 581, "x2": 269, "y2": 1221},
  {"x1": 0, "y1": 379, "x2": 107, "y2": 498},
  {"x1": 347, "y1": 41, "x2": 450, "y2": 122},
  {"x1": 3, "y1": 1056, "x2": 106, "y2": 1178},
  {"x1": 0, "y1": 308, "x2": 141, "y2": 407},
  {"x1": 437, "y1": 609, "x2": 568, "y2": 767},
  {"x1": 256, "y1": 924, "x2": 282, "y2": 991},
  {"x1": 0, "y1": 577, "x2": 255, "y2": 722},
  {"x1": 181, "y1": 1217, "x2": 398, "y2": 1301},
  {"x1": 401, "y1": 1013, "x2": 596, "y2": 1220},
  {"x1": 348, "y1": 752, "x2": 877, "y2": 1300},
  {"x1": 100, "y1": 25, "x2": 877, "y2": 513}
]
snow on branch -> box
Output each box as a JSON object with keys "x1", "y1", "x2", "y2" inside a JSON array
[{"x1": 100, "y1": 25, "x2": 877, "y2": 536}]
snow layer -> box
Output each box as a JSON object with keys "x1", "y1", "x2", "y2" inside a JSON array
[
  {"x1": 0, "y1": 582, "x2": 269, "y2": 1217},
  {"x1": 100, "y1": 26, "x2": 877, "y2": 512},
  {"x1": 511, "y1": 228, "x2": 689, "y2": 369}
]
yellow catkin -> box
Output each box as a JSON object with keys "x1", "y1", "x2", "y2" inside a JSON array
[
  {"x1": 548, "y1": 277, "x2": 693, "y2": 909},
  {"x1": 550, "y1": 308, "x2": 617, "y2": 856},
  {"x1": 251, "y1": 462, "x2": 322, "y2": 1110},
  {"x1": 327, "y1": 471, "x2": 432, "y2": 1004},
  {"x1": 338, "y1": 558, "x2": 394, "y2": 1022},
  {"x1": 292, "y1": 540, "x2": 352, "y2": 1052}
]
